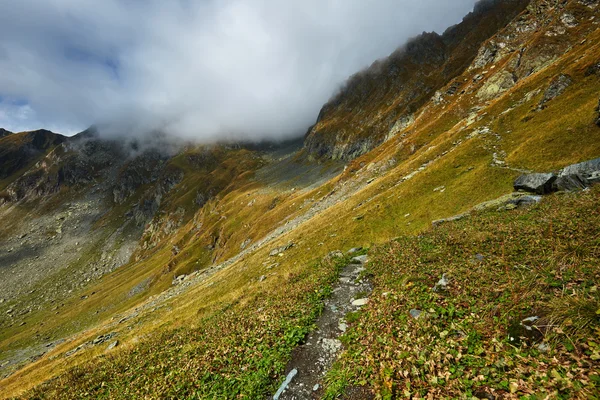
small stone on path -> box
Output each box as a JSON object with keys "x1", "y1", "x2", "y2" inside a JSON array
[{"x1": 352, "y1": 298, "x2": 368, "y2": 307}]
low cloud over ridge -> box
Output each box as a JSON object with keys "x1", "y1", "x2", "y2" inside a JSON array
[{"x1": 0, "y1": 0, "x2": 476, "y2": 140}]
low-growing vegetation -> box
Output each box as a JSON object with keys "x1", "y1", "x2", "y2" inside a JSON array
[
  {"x1": 324, "y1": 188, "x2": 600, "y2": 399},
  {"x1": 21, "y1": 255, "x2": 352, "y2": 399}
]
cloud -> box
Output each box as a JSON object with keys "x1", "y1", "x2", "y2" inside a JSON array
[{"x1": 0, "y1": 0, "x2": 477, "y2": 140}]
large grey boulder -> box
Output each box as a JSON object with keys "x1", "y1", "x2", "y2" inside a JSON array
[
  {"x1": 514, "y1": 173, "x2": 557, "y2": 194},
  {"x1": 554, "y1": 157, "x2": 600, "y2": 191}
]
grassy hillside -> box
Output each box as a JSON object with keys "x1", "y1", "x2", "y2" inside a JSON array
[
  {"x1": 324, "y1": 188, "x2": 600, "y2": 399},
  {"x1": 1, "y1": 0, "x2": 600, "y2": 398}
]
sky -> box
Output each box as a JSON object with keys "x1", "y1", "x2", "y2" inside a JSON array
[{"x1": 0, "y1": 0, "x2": 477, "y2": 140}]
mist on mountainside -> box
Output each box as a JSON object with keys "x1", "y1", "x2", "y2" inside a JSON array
[{"x1": 0, "y1": 0, "x2": 476, "y2": 140}]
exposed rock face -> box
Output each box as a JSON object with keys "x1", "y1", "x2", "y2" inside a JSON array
[
  {"x1": 554, "y1": 158, "x2": 600, "y2": 191},
  {"x1": 304, "y1": 0, "x2": 531, "y2": 161},
  {"x1": 514, "y1": 173, "x2": 557, "y2": 194},
  {"x1": 538, "y1": 74, "x2": 573, "y2": 109},
  {"x1": 305, "y1": 0, "x2": 598, "y2": 163},
  {"x1": 0, "y1": 130, "x2": 66, "y2": 180},
  {"x1": 112, "y1": 150, "x2": 168, "y2": 205},
  {"x1": 0, "y1": 128, "x2": 12, "y2": 138}
]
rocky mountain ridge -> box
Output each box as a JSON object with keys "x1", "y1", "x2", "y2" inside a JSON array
[{"x1": 305, "y1": 0, "x2": 599, "y2": 161}]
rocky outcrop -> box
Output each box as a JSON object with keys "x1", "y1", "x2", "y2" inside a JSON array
[
  {"x1": 554, "y1": 158, "x2": 600, "y2": 191},
  {"x1": 538, "y1": 74, "x2": 573, "y2": 110},
  {"x1": 0, "y1": 128, "x2": 12, "y2": 138},
  {"x1": 514, "y1": 173, "x2": 556, "y2": 194},
  {"x1": 304, "y1": 0, "x2": 531, "y2": 161},
  {"x1": 0, "y1": 130, "x2": 66, "y2": 179},
  {"x1": 112, "y1": 150, "x2": 168, "y2": 204},
  {"x1": 514, "y1": 157, "x2": 600, "y2": 193}
]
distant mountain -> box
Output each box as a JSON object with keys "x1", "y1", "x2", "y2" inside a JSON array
[{"x1": 0, "y1": 128, "x2": 13, "y2": 138}]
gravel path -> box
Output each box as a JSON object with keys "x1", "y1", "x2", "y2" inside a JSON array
[{"x1": 275, "y1": 256, "x2": 372, "y2": 400}]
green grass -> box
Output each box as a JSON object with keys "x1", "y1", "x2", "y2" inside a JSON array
[
  {"x1": 323, "y1": 188, "x2": 600, "y2": 399},
  {"x1": 20, "y1": 255, "x2": 353, "y2": 399}
]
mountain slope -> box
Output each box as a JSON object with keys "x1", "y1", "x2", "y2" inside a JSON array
[{"x1": 1, "y1": 0, "x2": 599, "y2": 398}]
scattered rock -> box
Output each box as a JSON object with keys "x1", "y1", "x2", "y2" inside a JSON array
[
  {"x1": 351, "y1": 255, "x2": 368, "y2": 264},
  {"x1": 106, "y1": 340, "x2": 119, "y2": 351},
  {"x1": 273, "y1": 369, "x2": 298, "y2": 400},
  {"x1": 269, "y1": 243, "x2": 294, "y2": 257},
  {"x1": 321, "y1": 338, "x2": 342, "y2": 354},
  {"x1": 313, "y1": 384, "x2": 320, "y2": 391},
  {"x1": 325, "y1": 250, "x2": 344, "y2": 260},
  {"x1": 347, "y1": 247, "x2": 363, "y2": 254},
  {"x1": 352, "y1": 298, "x2": 369, "y2": 307},
  {"x1": 338, "y1": 322, "x2": 348, "y2": 332},
  {"x1": 432, "y1": 213, "x2": 469, "y2": 226},
  {"x1": 509, "y1": 195, "x2": 542, "y2": 208},
  {"x1": 172, "y1": 275, "x2": 187, "y2": 285},
  {"x1": 258, "y1": 275, "x2": 266, "y2": 282},
  {"x1": 240, "y1": 238, "x2": 252, "y2": 250},
  {"x1": 560, "y1": 13, "x2": 577, "y2": 28},
  {"x1": 514, "y1": 173, "x2": 557, "y2": 194},
  {"x1": 92, "y1": 332, "x2": 116, "y2": 346},
  {"x1": 538, "y1": 74, "x2": 573, "y2": 110},
  {"x1": 537, "y1": 342, "x2": 550, "y2": 353},
  {"x1": 409, "y1": 309, "x2": 423, "y2": 319},
  {"x1": 433, "y1": 274, "x2": 450, "y2": 292}
]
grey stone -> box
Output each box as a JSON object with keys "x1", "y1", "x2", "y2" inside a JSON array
[
  {"x1": 313, "y1": 384, "x2": 320, "y2": 391},
  {"x1": 510, "y1": 195, "x2": 543, "y2": 207},
  {"x1": 273, "y1": 369, "x2": 298, "y2": 400},
  {"x1": 269, "y1": 242, "x2": 294, "y2": 257},
  {"x1": 554, "y1": 157, "x2": 600, "y2": 191},
  {"x1": 106, "y1": 340, "x2": 119, "y2": 350},
  {"x1": 552, "y1": 174, "x2": 588, "y2": 192},
  {"x1": 352, "y1": 298, "x2": 368, "y2": 307},
  {"x1": 432, "y1": 213, "x2": 469, "y2": 226},
  {"x1": 351, "y1": 255, "x2": 368, "y2": 264},
  {"x1": 433, "y1": 274, "x2": 449, "y2": 292},
  {"x1": 409, "y1": 309, "x2": 422, "y2": 319},
  {"x1": 537, "y1": 342, "x2": 550, "y2": 353},
  {"x1": 514, "y1": 173, "x2": 557, "y2": 194},
  {"x1": 538, "y1": 74, "x2": 573, "y2": 110},
  {"x1": 559, "y1": 157, "x2": 600, "y2": 178},
  {"x1": 347, "y1": 247, "x2": 363, "y2": 254}
]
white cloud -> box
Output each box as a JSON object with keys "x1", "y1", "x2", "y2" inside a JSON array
[{"x1": 0, "y1": 0, "x2": 477, "y2": 139}]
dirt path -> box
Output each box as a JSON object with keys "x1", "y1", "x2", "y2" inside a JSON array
[{"x1": 274, "y1": 255, "x2": 372, "y2": 400}]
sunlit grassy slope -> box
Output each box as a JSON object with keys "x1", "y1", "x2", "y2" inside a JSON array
[{"x1": 2, "y1": 2, "x2": 600, "y2": 398}]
